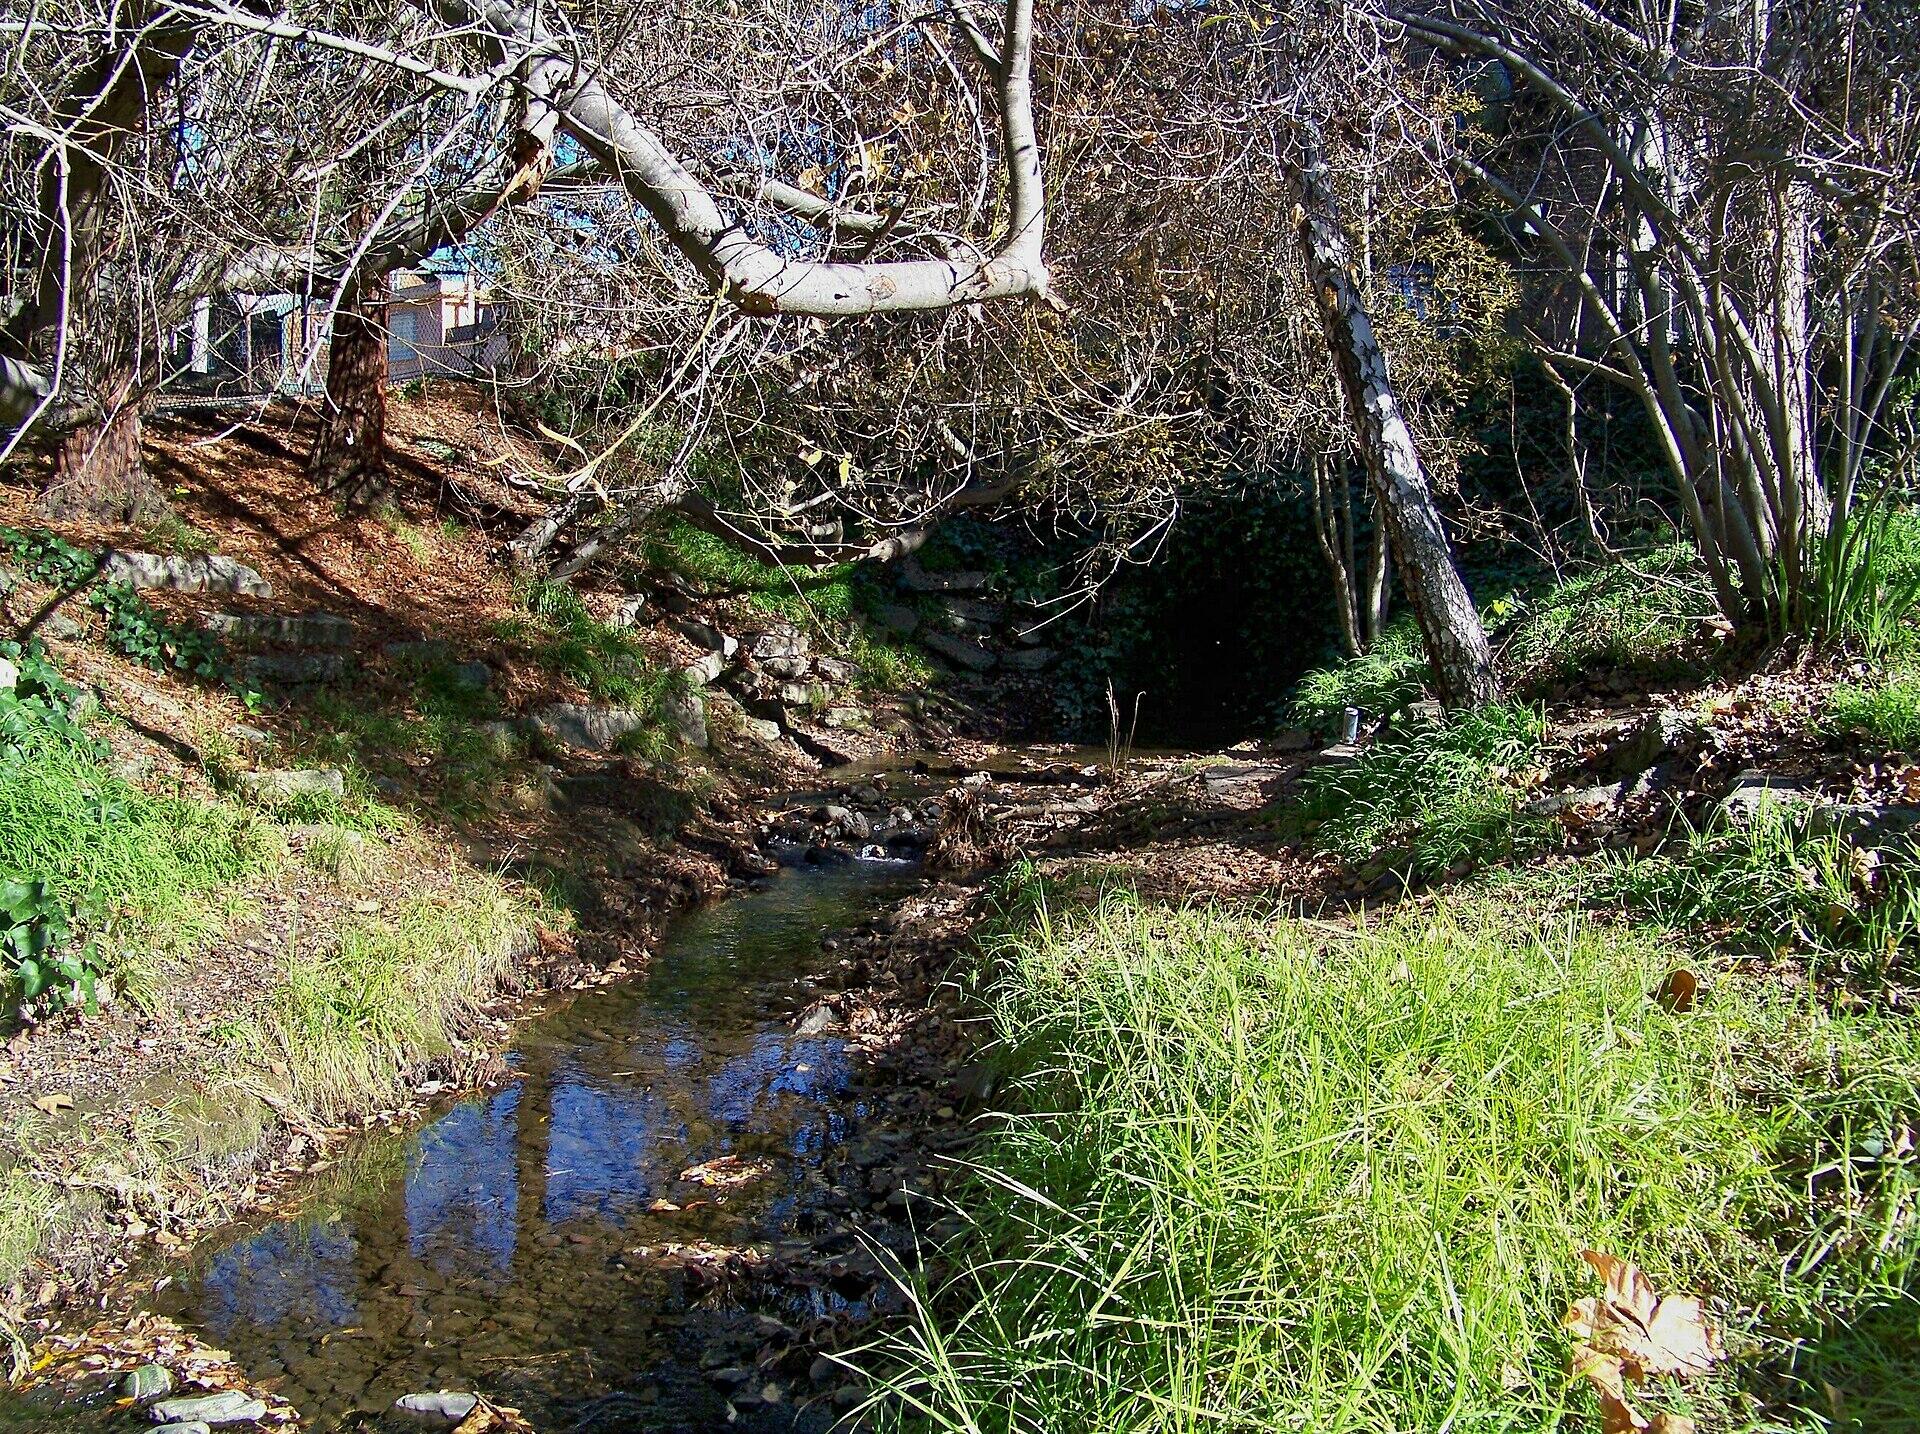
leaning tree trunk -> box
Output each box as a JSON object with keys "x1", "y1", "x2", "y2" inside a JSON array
[
  {"x1": 308, "y1": 276, "x2": 389, "y2": 507},
  {"x1": 1294, "y1": 134, "x2": 1497, "y2": 710}
]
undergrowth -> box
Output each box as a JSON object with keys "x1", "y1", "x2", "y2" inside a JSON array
[
  {"x1": 0, "y1": 651, "x2": 262, "y2": 1008},
  {"x1": 1300, "y1": 701, "x2": 1549, "y2": 878},
  {"x1": 1595, "y1": 805, "x2": 1920, "y2": 983},
  {"x1": 870, "y1": 876, "x2": 1920, "y2": 1433},
  {"x1": 1826, "y1": 657, "x2": 1920, "y2": 750},
  {"x1": 1289, "y1": 618, "x2": 1427, "y2": 735},
  {"x1": 639, "y1": 519, "x2": 932, "y2": 692},
  {"x1": 1498, "y1": 542, "x2": 1712, "y2": 691}
]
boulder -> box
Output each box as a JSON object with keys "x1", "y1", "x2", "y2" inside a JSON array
[
  {"x1": 204, "y1": 611, "x2": 356, "y2": 648},
  {"x1": 148, "y1": 1390, "x2": 267, "y2": 1425},
  {"x1": 612, "y1": 594, "x2": 648, "y2": 628},
  {"x1": 124, "y1": 1365, "x2": 174, "y2": 1402},
  {"x1": 740, "y1": 716, "x2": 786, "y2": 749},
  {"x1": 874, "y1": 604, "x2": 919, "y2": 636},
  {"x1": 920, "y1": 631, "x2": 997, "y2": 673},
  {"x1": 745, "y1": 625, "x2": 809, "y2": 661},
  {"x1": 1809, "y1": 802, "x2": 1920, "y2": 853},
  {"x1": 151, "y1": 1424, "x2": 212, "y2": 1434},
  {"x1": 447, "y1": 660, "x2": 493, "y2": 691},
  {"x1": 383, "y1": 638, "x2": 452, "y2": 667},
  {"x1": 1718, "y1": 771, "x2": 1821, "y2": 826},
  {"x1": 758, "y1": 654, "x2": 813, "y2": 680},
  {"x1": 822, "y1": 706, "x2": 869, "y2": 730},
  {"x1": 532, "y1": 703, "x2": 651, "y2": 753},
  {"x1": 898, "y1": 557, "x2": 989, "y2": 594},
  {"x1": 235, "y1": 768, "x2": 346, "y2": 805},
  {"x1": 681, "y1": 652, "x2": 724, "y2": 687},
  {"x1": 242, "y1": 652, "x2": 346, "y2": 685},
  {"x1": 105, "y1": 551, "x2": 271, "y2": 597},
  {"x1": 1000, "y1": 646, "x2": 1055, "y2": 672},
  {"x1": 671, "y1": 617, "x2": 738, "y2": 660},
  {"x1": 663, "y1": 689, "x2": 709, "y2": 749},
  {"x1": 935, "y1": 596, "x2": 1006, "y2": 627},
  {"x1": 1607, "y1": 708, "x2": 1702, "y2": 776},
  {"x1": 780, "y1": 680, "x2": 829, "y2": 708}
]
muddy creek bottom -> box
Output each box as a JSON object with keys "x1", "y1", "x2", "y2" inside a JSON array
[{"x1": 152, "y1": 859, "x2": 923, "y2": 1433}]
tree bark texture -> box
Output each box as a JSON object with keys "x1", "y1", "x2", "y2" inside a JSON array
[
  {"x1": 308, "y1": 278, "x2": 390, "y2": 506},
  {"x1": 42, "y1": 377, "x2": 159, "y2": 522},
  {"x1": 1293, "y1": 136, "x2": 1497, "y2": 709}
]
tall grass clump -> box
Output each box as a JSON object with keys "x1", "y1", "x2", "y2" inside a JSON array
[
  {"x1": 1498, "y1": 543, "x2": 1712, "y2": 691},
  {"x1": 872, "y1": 878, "x2": 1920, "y2": 1433},
  {"x1": 1300, "y1": 701, "x2": 1548, "y2": 876},
  {"x1": 0, "y1": 709, "x2": 263, "y2": 999},
  {"x1": 1597, "y1": 804, "x2": 1920, "y2": 980},
  {"x1": 255, "y1": 870, "x2": 536, "y2": 1116},
  {"x1": 1813, "y1": 499, "x2": 1920, "y2": 658},
  {"x1": 1289, "y1": 617, "x2": 1427, "y2": 736}
]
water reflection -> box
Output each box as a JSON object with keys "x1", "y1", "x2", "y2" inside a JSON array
[
  {"x1": 160, "y1": 859, "x2": 918, "y2": 1429},
  {"x1": 406, "y1": 1089, "x2": 521, "y2": 1273}
]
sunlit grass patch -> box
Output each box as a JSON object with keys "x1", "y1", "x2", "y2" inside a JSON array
[
  {"x1": 870, "y1": 877, "x2": 1920, "y2": 1433},
  {"x1": 1499, "y1": 543, "x2": 1712, "y2": 691},
  {"x1": 1299, "y1": 700, "x2": 1550, "y2": 877},
  {"x1": 254, "y1": 868, "x2": 537, "y2": 1117}
]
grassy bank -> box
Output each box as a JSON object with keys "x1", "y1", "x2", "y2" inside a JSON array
[
  {"x1": 0, "y1": 643, "x2": 540, "y2": 1294},
  {"x1": 875, "y1": 873, "x2": 1918, "y2": 1433}
]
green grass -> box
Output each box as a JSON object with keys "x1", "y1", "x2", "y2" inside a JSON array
[
  {"x1": 638, "y1": 517, "x2": 934, "y2": 694},
  {"x1": 1300, "y1": 701, "x2": 1549, "y2": 878},
  {"x1": 0, "y1": 722, "x2": 265, "y2": 1002},
  {"x1": 1499, "y1": 543, "x2": 1711, "y2": 691},
  {"x1": 1827, "y1": 658, "x2": 1920, "y2": 749},
  {"x1": 251, "y1": 869, "x2": 536, "y2": 1117},
  {"x1": 0, "y1": 1168, "x2": 54, "y2": 1290},
  {"x1": 1594, "y1": 805, "x2": 1920, "y2": 983},
  {"x1": 294, "y1": 655, "x2": 519, "y2": 821},
  {"x1": 497, "y1": 579, "x2": 687, "y2": 731},
  {"x1": 1290, "y1": 618, "x2": 1428, "y2": 736},
  {"x1": 870, "y1": 875, "x2": 1920, "y2": 1433}
]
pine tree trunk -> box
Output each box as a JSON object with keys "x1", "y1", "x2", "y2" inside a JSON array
[
  {"x1": 40, "y1": 376, "x2": 164, "y2": 522},
  {"x1": 308, "y1": 278, "x2": 389, "y2": 506},
  {"x1": 1294, "y1": 133, "x2": 1497, "y2": 710}
]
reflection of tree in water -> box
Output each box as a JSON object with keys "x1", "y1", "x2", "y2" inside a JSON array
[
  {"x1": 405, "y1": 1087, "x2": 522, "y2": 1276},
  {"x1": 200, "y1": 1219, "x2": 362, "y2": 1335}
]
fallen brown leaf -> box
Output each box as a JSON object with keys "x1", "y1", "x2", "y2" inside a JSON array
[
  {"x1": 32, "y1": 1092, "x2": 74, "y2": 1115},
  {"x1": 1564, "y1": 1251, "x2": 1720, "y2": 1432},
  {"x1": 1655, "y1": 970, "x2": 1697, "y2": 1014}
]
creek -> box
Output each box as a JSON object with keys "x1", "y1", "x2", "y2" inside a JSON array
[{"x1": 148, "y1": 854, "x2": 926, "y2": 1432}]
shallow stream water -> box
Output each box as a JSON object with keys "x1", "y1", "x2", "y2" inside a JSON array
[{"x1": 149, "y1": 857, "x2": 923, "y2": 1432}]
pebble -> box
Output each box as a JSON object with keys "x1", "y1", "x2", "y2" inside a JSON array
[
  {"x1": 394, "y1": 1390, "x2": 481, "y2": 1424},
  {"x1": 148, "y1": 1390, "x2": 267, "y2": 1425},
  {"x1": 124, "y1": 1364, "x2": 174, "y2": 1401}
]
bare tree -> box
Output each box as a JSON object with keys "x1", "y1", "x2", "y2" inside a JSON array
[{"x1": 1395, "y1": 0, "x2": 1920, "y2": 634}]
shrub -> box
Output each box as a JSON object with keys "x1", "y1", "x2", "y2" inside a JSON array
[
  {"x1": 1300, "y1": 700, "x2": 1549, "y2": 877},
  {"x1": 870, "y1": 879, "x2": 1920, "y2": 1433},
  {"x1": 1498, "y1": 543, "x2": 1712, "y2": 691},
  {"x1": 1288, "y1": 618, "x2": 1428, "y2": 736}
]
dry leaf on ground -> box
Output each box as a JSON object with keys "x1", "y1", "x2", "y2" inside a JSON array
[{"x1": 1564, "y1": 1250, "x2": 1721, "y2": 1432}]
